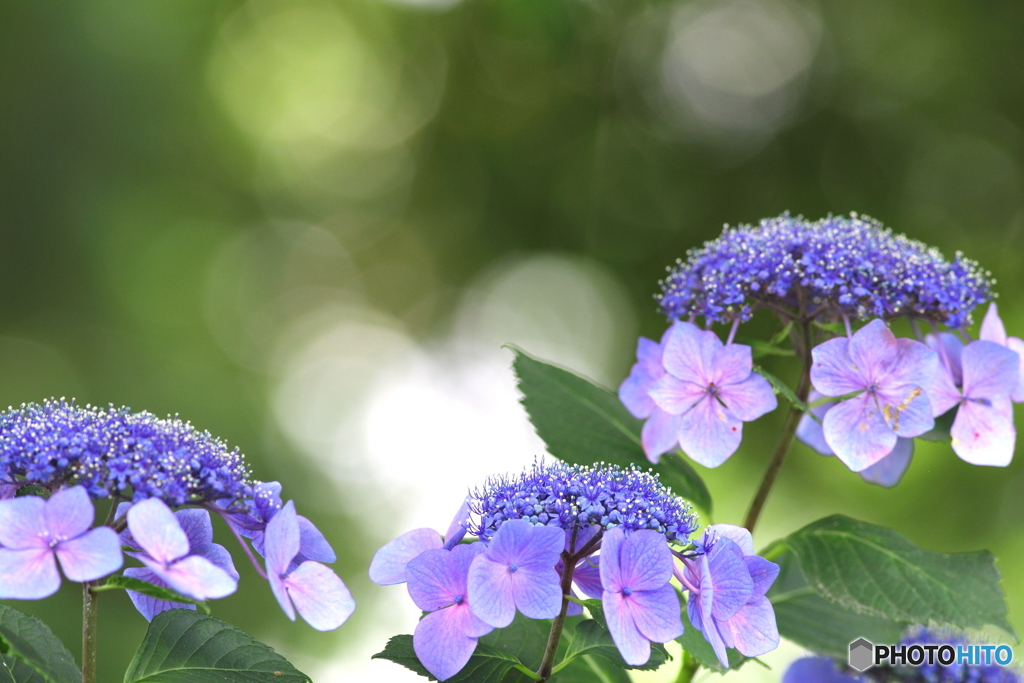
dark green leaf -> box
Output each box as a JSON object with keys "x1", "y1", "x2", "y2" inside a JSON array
[
  {"x1": 745, "y1": 340, "x2": 795, "y2": 359},
  {"x1": 550, "y1": 655, "x2": 631, "y2": 683},
  {"x1": 917, "y1": 409, "x2": 955, "y2": 443},
  {"x1": 0, "y1": 604, "x2": 80, "y2": 683},
  {"x1": 578, "y1": 600, "x2": 605, "y2": 629},
  {"x1": 780, "y1": 515, "x2": 1015, "y2": 638},
  {"x1": 752, "y1": 366, "x2": 815, "y2": 422},
  {"x1": 561, "y1": 620, "x2": 668, "y2": 672},
  {"x1": 93, "y1": 576, "x2": 211, "y2": 615},
  {"x1": 508, "y1": 346, "x2": 712, "y2": 513},
  {"x1": 0, "y1": 654, "x2": 47, "y2": 683},
  {"x1": 124, "y1": 610, "x2": 309, "y2": 682},
  {"x1": 677, "y1": 599, "x2": 747, "y2": 673},
  {"x1": 768, "y1": 549, "x2": 908, "y2": 658},
  {"x1": 372, "y1": 635, "x2": 529, "y2": 683}
]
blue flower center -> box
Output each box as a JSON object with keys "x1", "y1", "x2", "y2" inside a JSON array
[
  {"x1": 453, "y1": 594, "x2": 464, "y2": 605},
  {"x1": 508, "y1": 564, "x2": 519, "y2": 573},
  {"x1": 622, "y1": 586, "x2": 633, "y2": 597}
]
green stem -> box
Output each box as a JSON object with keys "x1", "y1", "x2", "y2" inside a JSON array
[
  {"x1": 82, "y1": 582, "x2": 98, "y2": 683},
  {"x1": 674, "y1": 650, "x2": 700, "y2": 683}
]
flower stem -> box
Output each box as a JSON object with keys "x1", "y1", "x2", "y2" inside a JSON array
[
  {"x1": 536, "y1": 528, "x2": 583, "y2": 682},
  {"x1": 743, "y1": 321, "x2": 813, "y2": 532},
  {"x1": 82, "y1": 582, "x2": 98, "y2": 683},
  {"x1": 674, "y1": 650, "x2": 700, "y2": 683}
]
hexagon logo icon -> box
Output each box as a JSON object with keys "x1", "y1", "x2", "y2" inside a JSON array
[{"x1": 848, "y1": 638, "x2": 874, "y2": 672}]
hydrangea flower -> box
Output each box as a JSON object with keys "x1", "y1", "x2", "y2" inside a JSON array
[
  {"x1": 658, "y1": 213, "x2": 993, "y2": 327},
  {"x1": 681, "y1": 525, "x2": 780, "y2": 668},
  {"x1": 407, "y1": 544, "x2": 493, "y2": 681},
  {"x1": 599, "y1": 527, "x2": 683, "y2": 666},
  {"x1": 369, "y1": 501, "x2": 470, "y2": 586},
  {"x1": 646, "y1": 322, "x2": 777, "y2": 467},
  {"x1": 980, "y1": 303, "x2": 1024, "y2": 402},
  {"x1": 265, "y1": 501, "x2": 356, "y2": 631},
  {"x1": 619, "y1": 324, "x2": 684, "y2": 463},
  {"x1": 0, "y1": 486, "x2": 122, "y2": 599},
  {"x1": 810, "y1": 320, "x2": 938, "y2": 471}
]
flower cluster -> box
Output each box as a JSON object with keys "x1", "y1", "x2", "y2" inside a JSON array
[
  {"x1": 371, "y1": 461, "x2": 779, "y2": 681},
  {"x1": 0, "y1": 400, "x2": 354, "y2": 632},
  {"x1": 658, "y1": 213, "x2": 994, "y2": 327}
]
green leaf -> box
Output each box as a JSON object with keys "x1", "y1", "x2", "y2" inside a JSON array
[
  {"x1": 550, "y1": 655, "x2": 631, "y2": 683},
  {"x1": 560, "y1": 620, "x2": 668, "y2": 672},
  {"x1": 917, "y1": 409, "x2": 955, "y2": 443},
  {"x1": 372, "y1": 635, "x2": 532, "y2": 683},
  {"x1": 93, "y1": 576, "x2": 211, "y2": 615},
  {"x1": 779, "y1": 515, "x2": 1016, "y2": 638},
  {"x1": 508, "y1": 346, "x2": 712, "y2": 513},
  {"x1": 123, "y1": 609, "x2": 309, "y2": 682},
  {"x1": 0, "y1": 604, "x2": 80, "y2": 683},
  {"x1": 745, "y1": 340, "x2": 795, "y2": 359},
  {"x1": 677, "y1": 599, "x2": 747, "y2": 673},
  {"x1": 768, "y1": 549, "x2": 908, "y2": 658},
  {"x1": 752, "y1": 366, "x2": 815, "y2": 422}
]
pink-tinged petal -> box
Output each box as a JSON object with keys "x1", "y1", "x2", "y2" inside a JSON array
[
  {"x1": 629, "y1": 584, "x2": 683, "y2": 643},
  {"x1": 810, "y1": 337, "x2": 863, "y2": 396},
  {"x1": 719, "y1": 595, "x2": 779, "y2": 657},
  {"x1": 875, "y1": 384, "x2": 934, "y2": 438},
  {"x1": 619, "y1": 337, "x2": 665, "y2": 419},
  {"x1": 127, "y1": 499, "x2": 189, "y2": 566},
  {"x1": 859, "y1": 438, "x2": 914, "y2": 488},
  {"x1": 961, "y1": 340, "x2": 1020, "y2": 400},
  {"x1": 707, "y1": 524, "x2": 754, "y2": 556},
  {"x1": 466, "y1": 555, "x2": 516, "y2": 627},
  {"x1": 882, "y1": 338, "x2": 939, "y2": 395},
  {"x1": 648, "y1": 375, "x2": 706, "y2": 415},
  {"x1": 483, "y1": 519, "x2": 563, "y2": 568},
  {"x1": 599, "y1": 527, "x2": 625, "y2": 592},
  {"x1": 847, "y1": 320, "x2": 900, "y2": 384},
  {"x1": 677, "y1": 396, "x2": 743, "y2": 468},
  {"x1": 268, "y1": 567, "x2": 295, "y2": 621},
  {"x1": 407, "y1": 548, "x2": 461, "y2": 612},
  {"x1": 928, "y1": 362, "x2": 963, "y2": 417},
  {"x1": 0, "y1": 496, "x2": 48, "y2": 549},
  {"x1": 173, "y1": 508, "x2": 214, "y2": 548},
  {"x1": 1008, "y1": 337, "x2": 1024, "y2": 403},
  {"x1": 951, "y1": 399, "x2": 1016, "y2": 467},
  {"x1": 414, "y1": 608, "x2": 481, "y2": 682},
  {"x1": 0, "y1": 548, "x2": 60, "y2": 599},
  {"x1": 55, "y1": 527, "x2": 122, "y2": 582},
  {"x1": 716, "y1": 373, "x2": 777, "y2": 421},
  {"x1": 369, "y1": 528, "x2": 443, "y2": 586},
  {"x1": 710, "y1": 344, "x2": 754, "y2": 387},
  {"x1": 822, "y1": 394, "x2": 898, "y2": 472},
  {"x1": 193, "y1": 543, "x2": 240, "y2": 581},
  {"x1": 641, "y1": 410, "x2": 683, "y2": 464},
  {"x1": 510, "y1": 565, "x2": 562, "y2": 619},
  {"x1": 981, "y1": 303, "x2": 1008, "y2": 345},
  {"x1": 618, "y1": 529, "x2": 673, "y2": 591},
  {"x1": 927, "y1": 333, "x2": 965, "y2": 386},
  {"x1": 784, "y1": 657, "x2": 863, "y2": 683},
  {"x1": 297, "y1": 516, "x2": 336, "y2": 564},
  {"x1": 574, "y1": 556, "x2": 602, "y2": 599},
  {"x1": 603, "y1": 590, "x2": 651, "y2": 666},
  {"x1": 43, "y1": 487, "x2": 94, "y2": 541},
  {"x1": 662, "y1": 322, "x2": 722, "y2": 385},
  {"x1": 264, "y1": 501, "x2": 300, "y2": 577},
  {"x1": 707, "y1": 539, "x2": 753, "y2": 621},
  {"x1": 796, "y1": 392, "x2": 836, "y2": 456},
  {"x1": 123, "y1": 567, "x2": 192, "y2": 621},
  {"x1": 285, "y1": 561, "x2": 356, "y2": 631},
  {"x1": 743, "y1": 555, "x2": 779, "y2": 598},
  {"x1": 450, "y1": 541, "x2": 487, "y2": 578},
  {"x1": 146, "y1": 554, "x2": 237, "y2": 600},
  {"x1": 443, "y1": 499, "x2": 471, "y2": 549}
]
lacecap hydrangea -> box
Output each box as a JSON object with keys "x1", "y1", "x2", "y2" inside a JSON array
[
  {"x1": 370, "y1": 460, "x2": 781, "y2": 681},
  {"x1": 0, "y1": 399, "x2": 354, "y2": 631}
]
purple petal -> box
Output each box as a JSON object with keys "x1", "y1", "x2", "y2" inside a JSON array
[
  {"x1": 568, "y1": 524, "x2": 599, "y2": 553},
  {"x1": 706, "y1": 539, "x2": 753, "y2": 621},
  {"x1": 797, "y1": 392, "x2": 836, "y2": 456},
  {"x1": 573, "y1": 555, "x2": 603, "y2": 599},
  {"x1": 0, "y1": 548, "x2": 60, "y2": 599},
  {"x1": 43, "y1": 487, "x2": 94, "y2": 541},
  {"x1": 743, "y1": 555, "x2": 779, "y2": 598},
  {"x1": 847, "y1": 319, "x2": 900, "y2": 384},
  {"x1": 875, "y1": 384, "x2": 934, "y2": 438},
  {"x1": 927, "y1": 332, "x2": 965, "y2": 386},
  {"x1": 951, "y1": 399, "x2": 1016, "y2": 467},
  {"x1": 784, "y1": 657, "x2": 864, "y2": 683},
  {"x1": 618, "y1": 529, "x2": 673, "y2": 592},
  {"x1": 619, "y1": 337, "x2": 665, "y2": 419},
  {"x1": 981, "y1": 303, "x2": 1008, "y2": 345},
  {"x1": 859, "y1": 438, "x2": 914, "y2": 488},
  {"x1": 822, "y1": 394, "x2": 898, "y2": 471},
  {"x1": 174, "y1": 508, "x2": 215, "y2": 549},
  {"x1": 369, "y1": 528, "x2": 443, "y2": 585},
  {"x1": 962, "y1": 340, "x2": 1020, "y2": 400},
  {"x1": 0, "y1": 496, "x2": 47, "y2": 549},
  {"x1": 56, "y1": 527, "x2": 122, "y2": 582},
  {"x1": 145, "y1": 554, "x2": 237, "y2": 600},
  {"x1": 443, "y1": 499, "x2": 471, "y2": 549},
  {"x1": 264, "y1": 501, "x2": 301, "y2": 577},
  {"x1": 718, "y1": 595, "x2": 779, "y2": 657},
  {"x1": 408, "y1": 548, "x2": 462, "y2": 612},
  {"x1": 709, "y1": 344, "x2": 754, "y2": 387},
  {"x1": 706, "y1": 524, "x2": 754, "y2": 556},
  {"x1": 716, "y1": 373, "x2": 777, "y2": 422},
  {"x1": 510, "y1": 564, "x2": 562, "y2": 619},
  {"x1": 192, "y1": 542, "x2": 240, "y2": 580},
  {"x1": 297, "y1": 516, "x2": 336, "y2": 564},
  {"x1": 648, "y1": 374, "x2": 706, "y2": 415},
  {"x1": 810, "y1": 337, "x2": 863, "y2": 396},
  {"x1": 641, "y1": 410, "x2": 683, "y2": 464},
  {"x1": 466, "y1": 555, "x2": 516, "y2": 627},
  {"x1": 628, "y1": 584, "x2": 683, "y2": 643},
  {"x1": 599, "y1": 527, "x2": 625, "y2": 592},
  {"x1": 603, "y1": 590, "x2": 651, "y2": 666},
  {"x1": 662, "y1": 322, "x2": 721, "y2": 385},
  {"x1": 481, "y1": 519, "x2": 563, "y2": 569},
  {"x1": 285, "y1": 561, "x2": 356, "y2": 631},
  {"x1": 269, "y1": 568, "x2": 295, "y2": 621},
  {"x1": 881, "y1": 337, "x2": 939, "y2": 396},
  {"x1": 1008, "y1": 337, "x2": 1024, "y2": 403},
  {"x1": 414, "y1": 607, "x2": 482, "y2": 682},
  {"x1": 123, "y1": 567, "x2": 193, "y2": 621},
  {"x1": 677, "y1": 396, "x2": 743, "y2": 468},
  {"x1": 566, "y1": 595, "x2": 584, "y2": 617},
  {"x1": 127, "y1": 499, "x2": 189, "y2": 566},
  {"x1": 928, "y1": 361, "x2": 963, "y2": 417}
]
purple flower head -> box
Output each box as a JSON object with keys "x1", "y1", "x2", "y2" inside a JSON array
[
  {"x1": 118, "y1": 502, "x2": 239, "y2": 620},
  {"x1": 369, "y1": 500, "x2": 471, "y2": 586},
  {"x1": 125, "y1": 498, "x2": 237, "y2": 603},
  {"x1": 265, "y1": 500, "x2": 355, "y2": 631},
  {"x1": 810, "y1": 319, "x2": 938, "y2": 471},
  {"x1": 599, "y1": 527, "x2": 683, "y2": 666},
  {"x1": 467, "y1": 519, "x2": 563, "y2": 627},
  {"x1": 619, "y1": 325, "x2": 684, "y2": 463},
  {"x1": 783, "y1": 657, "x2": 864, "y2": 683},
  {"x1": 470, "y1": 460, "x2": 698, "y2": 544},
  {"x1": 683, "y1": 524, "x2": 779, "y2": 668},
  {"x1": 980, "y1": 303, "x2": 1024, "y2": 403},
  {"x1": 658, "y1": 213, "x2": 994, "y2": 327},
  {"x1": 927, "y1": 334, "x2": 1018, "y2": 467},
  {"x1": 646, "y1": 322, "x2": 777, "y2": 467},
  {"x1": 0, "y1": 486, "x2": 122, "y2": 599},
  {"x1": 797, "y1": 391, "x2": 915, "y2": 488},
  {"x1": 407, "y1": 544, "x2": 494, "y2": 681}
]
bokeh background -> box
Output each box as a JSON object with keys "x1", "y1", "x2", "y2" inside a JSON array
[{"x1": 2, "y1": 0, "x2": 1024, "y2": 680}]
